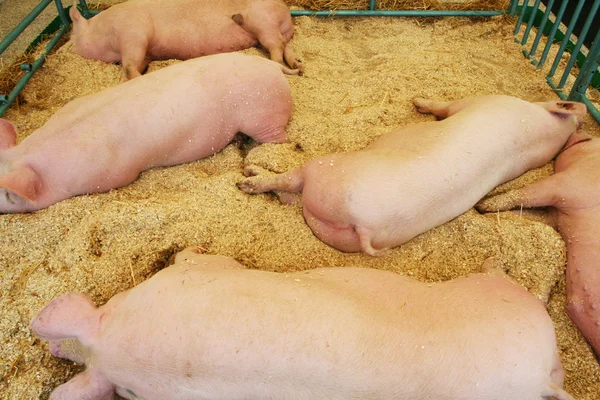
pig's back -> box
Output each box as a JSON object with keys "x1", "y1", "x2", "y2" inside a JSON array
[
  {"x1": 126, "y1": 0, "x2": 258, "y2": 60},
  {"x1": 17, "y1": 55, "x2": 280, "y2": 194},
  {"x1": 94, "y1": 264, "x2": 559, "y2": 399}
]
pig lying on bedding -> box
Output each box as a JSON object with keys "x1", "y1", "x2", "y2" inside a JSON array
[
  {"x1": 477, "y1": 132, "x2": 600, "y2": 359},
  {"x1": 238, "y1": 95, "x2": 586, "y2": 256},
  {"x1": 69, "y1": 0, "x2": 302, "y2": 81},
  {"x1": 0, "y1": 53, "x2": 294, "y2": 213},
  {"x1": 31, "y1": 248, "x2": 573, "y2": 400}
]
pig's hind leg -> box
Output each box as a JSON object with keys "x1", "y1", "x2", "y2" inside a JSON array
[
  {"x1": 237, "y1": 165, "x2": 304, "y2": 196},
  {"x1": 413, "y1": 97, "x2": 480, "y2": 119},
  {"x1": 232, "y1": 13, "x2": 301, "y2": 71},
  {"x1": 50, "y1": 368, "x2": 115, "y2": 400}
]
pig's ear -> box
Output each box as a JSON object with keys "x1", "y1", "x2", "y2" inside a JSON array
[
  {"x1": 542, "y1": 101, "x2": 587, "y2": 118},
  {"x1": 30, "y1": 293, "x2": 98, "y2": 342},
  {"x1": 0, "y1": 165, "x2": 42, "y2": 201},
  {"x1": 232, "y1": 13, "x2": 244, "y2": 26},
  {"x1": 0, "y1": 119, "x2": 17, "y2": 150},
  {"x1": 69, "y1": 3, "x2": 86, "y2": 25}
]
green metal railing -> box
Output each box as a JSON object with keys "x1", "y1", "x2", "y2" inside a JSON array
[
  {"x1": 513, "y1": 0, "x2": 600, "y2": 123},
  {"x1": 0, "y1": 0, "x2": 95, "y2": 116},
  {"x1": 290, "y1": 0, "x2": 506, "y2": 17}
]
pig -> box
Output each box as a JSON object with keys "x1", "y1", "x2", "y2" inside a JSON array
[
  {"x1": 31, "y1": 248, "x2": 573, "y2": 400},
  {"x1": 476, "y1": 132, "x2": 600, "y2": 358},
  {"x1": 0, "y1": 53, "x2": 294, "y2": 213},
  {"x1": 68, "y1": 0, "x2": 302, "y2": 81},
  {"x1": 237, "y1": 95, "x2": 587, "y2": 256}
]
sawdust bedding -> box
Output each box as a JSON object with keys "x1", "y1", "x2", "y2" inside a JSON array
[{"x1": 1, "y1": 14, "x2": 599, "y2": 400}]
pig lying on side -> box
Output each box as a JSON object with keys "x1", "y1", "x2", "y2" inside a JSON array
[
  {"x1": 238, "y1": 95, "x2": 586, "y2": 256},
  {"x1": 31, "y1": 248, "x2": 572, "y2": 400},
  {"x1": 69, "y1": 0, "x2": 302, "y2": 81},
  {"x1": 477, "y1": 132, "x2": 600, "y2": 358},
  {"x1": 0, "y1": 53, "x2": 293, "y2": 213}
]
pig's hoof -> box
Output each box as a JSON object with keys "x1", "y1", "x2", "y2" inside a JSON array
[
  {"x1": 474, "y1": 201, "x2": 495, "y2": 213},
  {"x1": 480, "y1": 257, "x2": 506, "y2": 275},
  {"x1": 236, "y1": 180, "x2": 258, "y2": 194},
  {"x1": 243, "y1": 164, "x2": 266, "y2": 177},
  {"x1": 413, "y1": 98, "x2": 432, "y2": 114}
]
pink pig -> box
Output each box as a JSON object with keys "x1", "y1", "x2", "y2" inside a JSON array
[
  {"x1": 0, "y1": 53, "x2": 294, "y2": 213},
  {"x1": 31, "y1": 248, "x2": 572, "y2": 400},
  {"x1": 477, "y1": 132, "x2": 600, "y2": 358},
  {"x1": 238, "y1": 95, "x2": 586, "y2": 256},
  {"x1": 69, "y1": 0, "x2": 302, "y2": 81}
]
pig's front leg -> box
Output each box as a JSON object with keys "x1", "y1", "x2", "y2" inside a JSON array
[
  {"x1": 237, "y1": 164, "x2": 304, "y2": 198},
  {"x1": 475, "y1": 173, "x2": 566, "y2": 213},
  {"x1": 50, "y1": 368, "x2": 115, "y2": 400},
  {"x1": 119, "y1": 38, "x2": 150, "y2": 82}
]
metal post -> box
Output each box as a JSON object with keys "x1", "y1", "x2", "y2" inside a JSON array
[
  {"x1": 557, "y1": 0, "x2": 600, "y2": 88},
  {"x1": 369, "y1": 0, "x2": 376, "y2": 11},
  {"x1": 547, "y1": 0, "x2": 586, "y2": 79},
  {"x1": 535, "y1": 0, "x2": 568, "y2": 68},
  {"x1": 525, "y1": 0, "x2": 554, "y2": 58},
  {"x1": 514, "y1": 1, "x2": 528, "y2": 36},
  {"x1": 78, "y1": 0, "x2": 91, "y2": 19},
  {"x1": 568, "y1": 28, "x2": 600, "y2": 102},
  {"x1": 521, "y1": 0, "x2": 543, "y2": 45},
  {"x1": 54, "y1": 0, "x2": 69, "y2": 26},
  {"x1": 508, "y1": 0, "x2": 519, "y2": 16}
]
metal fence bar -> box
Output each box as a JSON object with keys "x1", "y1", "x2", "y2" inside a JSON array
[
  {"x1": 547, "y1": 0, "x2": 586, "y2": 79},
  {"x1": 514, "y1": 1, "x2": 529, "y2": 35},
  {"x1": 579, "y1": 95, "x2": 600, "y2": 123},
  {"x1": 525, "y1": 0, "x2": 554, "y2": 58},
  {"x1": 78, "y1": 0, "x2": 91, "y2": 18},
  {"x1": 0, "y1": 0, "x2": 53, "y2": 54},
  {"x1": 54, "y1": 0, "x2": 69, "y2": 26},
  {"x1": 568, "y1": 28, "x2": 600, "y2": 102},
  {"x1": 369, "y1": 0, "x2": 376, "y2": 11},
  {"x1": 557, "y1": 0, "x2": 600, "y2": 88},
  {"x1": 535, "y1": 0, "x2": 568, "y2": 67},
  {"x1": 0, "y1": 25, "x2": 69, "y2": 116},
  {"x1": 290, "y1": 10, "x2": 505, "y2": 16},
  {"x1": 509, "y1": 0, "x2": 519, "y2": 16},
  {"x1": 521, "y1": 0, "x2": 543, "y2": 45}
]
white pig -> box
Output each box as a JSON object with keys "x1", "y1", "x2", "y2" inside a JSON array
[
  {"x1": 0, "y1": 53, "x2": 294, "y2": 213},
  {"x1": 477, "y1": 132, "x2": 600, "y2": 358},
  {"x1": 238, "y1": 95, "x2": 586, "y2": 256},
  {"x1": 69, "y1": 0, "x2": 302, "y2": 81},
  {"x1": 31, "y1": 248, "x2": 572, "y2": 400}
]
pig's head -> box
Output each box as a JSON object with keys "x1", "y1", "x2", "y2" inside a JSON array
[
  {"x1": 69, "y1": 4, "x2": 118, "y2": 63},
  {"x1": 537, "y1": 100, "x2": 587, "y2": 130}
]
